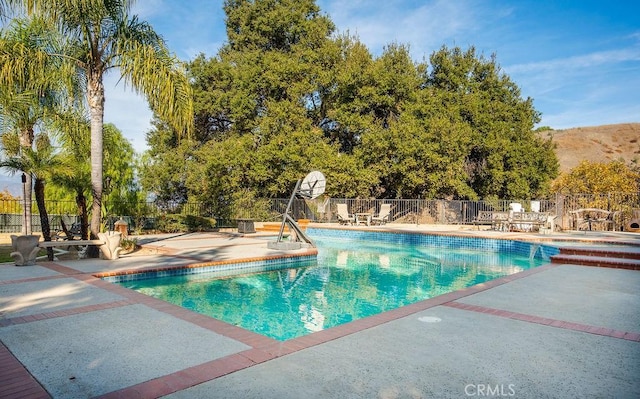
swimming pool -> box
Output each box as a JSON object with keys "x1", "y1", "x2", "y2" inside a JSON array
[{"x1": 113, "y1": 230, "x2": 553, "y2": 341}]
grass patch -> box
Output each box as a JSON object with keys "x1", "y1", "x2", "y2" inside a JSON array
[
  {"x1": 0, "y1": 245, "x2": 15, "y2": 263},
  {"x1": 0, "y1": 244, "x2": 48, "y2": 263}
]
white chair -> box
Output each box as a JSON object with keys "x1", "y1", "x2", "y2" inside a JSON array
[
  {"x1": 508, "y1": 202, "x2": 523, "y2": 230},
  {"x1": 336, "y1": 203, "x2": 355, "y2": 225},
  {"x1": 371, "y1": 204, "x2": 391, "y2": 225},
  {"x1": 530, "y1": 200, "x2": 541, "y2": 213}
]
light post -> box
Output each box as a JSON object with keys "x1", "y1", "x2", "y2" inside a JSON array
[{"x1": 21, "y1": 173, "x2": 27, "y2": 235}]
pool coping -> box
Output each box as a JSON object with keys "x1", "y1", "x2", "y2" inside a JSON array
[
  {"x1": 308, "y1": 224, "x2": 640, "y2": 246},
  {"x1": 94, "y1": 249, "x2": 318, "y2": 281}
]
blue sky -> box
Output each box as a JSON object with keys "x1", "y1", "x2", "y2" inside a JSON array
[
  {"x1": 102, "y1": 0, "x2": 640, "y2": 154},
  {"x1": 2, "y1": 0, "x2": 637, "y2": 193}
]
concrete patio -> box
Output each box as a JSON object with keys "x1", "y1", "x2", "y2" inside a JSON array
[{"x1": 1, "y1": 226, "x2": 639, "y2": 398}]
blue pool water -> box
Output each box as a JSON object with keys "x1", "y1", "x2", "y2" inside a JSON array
[{"x1": 115, "y1": 234, "x2": 547, "y2": 341}]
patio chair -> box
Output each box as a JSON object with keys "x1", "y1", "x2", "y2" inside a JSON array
[
  {"x1": 55, "y1": 221, "x2": 82, "y2": 240},
  {"x1": 371, "y1": 204, "x2": 391, "y2": 225},
  {"x1": 336, "y1": 203, "x2": 355, "y2": 225}
]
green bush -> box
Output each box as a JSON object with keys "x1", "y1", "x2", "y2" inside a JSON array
[
  {"x1": 156, "y1": 214, "x2": 216, "y2": 233},
  {"x1": 120, "y1": 237, "x2": 139, "y2": 252}
]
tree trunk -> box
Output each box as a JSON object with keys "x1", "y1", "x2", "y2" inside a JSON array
[
  {"x1": 87, "y1": 68, "x2": 105, "y2": 257},
  {"x1": 34, "y1": 177, "x2": 54, "y2": 260},
  {"x1": 76, "y1": 189, "x2": 89, "y2": 240}
]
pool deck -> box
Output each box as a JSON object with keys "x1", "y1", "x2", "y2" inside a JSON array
[{"x1": 1, "y1": 224, "x2": 639, "y2": 398}]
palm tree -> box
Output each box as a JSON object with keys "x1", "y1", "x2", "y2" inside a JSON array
[
  {"x1": 48, "y1": 111, "x2": 92, "y2": 239},
  {"x1": 1, "y1": 16, "x2": 79, "y2": 235},
  {"x1": 0, "y1": 1, "x2": 12, "y2": 18},
  {"x1": 0, "y1": 133, "x2": 66, "y2": 260},
  {"x1": 4, "y1": 0, "x2": 193, "y2": 247},
  {"x1": 0, "y1": 89, "x2": 36, "y2": 234},
  {"x1": 45, "y1": 116, "x2": 139, "y2": 241}
]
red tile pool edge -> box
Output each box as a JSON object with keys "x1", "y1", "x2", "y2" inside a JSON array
[
  {"x1": 87, "y1": 259, "x2": 640, "y2": 398},
  {"x1": 0, "y1": 341, "x2": 50, "y2": 399},
  {"x1": 442, "y1": 302, "x2": 640, "y2": 342},
  {"x1": 92, "y1": 249, "x2": 318, "y2": 278},
  {"x1": 3, "y1": 252, "x2": 639, "y2": 399}
]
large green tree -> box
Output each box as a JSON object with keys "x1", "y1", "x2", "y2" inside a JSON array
[
  {"x1": 427, "y1": 46, "x2": 558, "y2": 199},
  {"x1": 4, "y1": 0, "x2": 193, "y2": 244},
  {"x1": 144, "y1": 1, "x2": 558, "y2": 214},
  {"x1": 140, "y1": 117, "x2": 191, "y2": 204},
  {"x1": 321, "y1": 34, "x2": 377, "y2": 154},
  {"x1": 146, "y1": 0, "x2": 373, "y2": 215}
]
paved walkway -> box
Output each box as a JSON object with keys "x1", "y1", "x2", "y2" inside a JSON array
[{"x1": 1, "y1": 226, "x2": 639, "y2": 398}]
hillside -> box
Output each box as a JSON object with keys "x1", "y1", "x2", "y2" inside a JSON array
[{"x1": 538, "y1": 123, "x2": 640, "y2": 173}]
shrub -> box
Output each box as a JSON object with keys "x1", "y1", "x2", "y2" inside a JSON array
[
  {"x1": 120, "y1": 237, "x2": 139, "y2": 252},
  {"x1": 155, "y1": 214, "x2": 216, "y2": 233},
  {"x1": 552, "y1": 160, "x2": 640, "y2": 194}
]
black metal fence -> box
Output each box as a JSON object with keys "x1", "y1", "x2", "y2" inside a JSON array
[
  {"x1": 278, "y1": 197, "x2": 562, "y2": 226},
  {"x1": 1, "y1": 192, "x2": 638, "y2": 233}
]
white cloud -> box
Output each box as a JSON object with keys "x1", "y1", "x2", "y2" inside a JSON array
[
  {"x1": 508, "y1": 47, "x2": 640, "y2": 74},
  {"x1": 505, "y1": 42, "x2": 640, "y2": 129},
  {"x1": 319, "y1": 0, "x2": 508, "y2": 60}
]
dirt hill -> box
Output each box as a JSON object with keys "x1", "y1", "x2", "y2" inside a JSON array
[{"x1": 537, "y1": 123, "x2": 640, "y2": 173}]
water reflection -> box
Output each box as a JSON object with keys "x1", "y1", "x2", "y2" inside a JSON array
[{"x1": 119, "y1": 238, "x2": 544, "y2": 341}]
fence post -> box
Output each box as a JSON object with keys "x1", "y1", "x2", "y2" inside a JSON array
[{"x1": 555, "y1": 192, "x2": 565, "y2": 230}]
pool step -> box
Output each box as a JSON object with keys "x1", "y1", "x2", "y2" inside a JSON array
[
  {"x1": 551, "y1": 247, "x2": 640, "y2": 270},
  {"x1": 557, "y1": 246, "x2": 640, "y2": 260}
]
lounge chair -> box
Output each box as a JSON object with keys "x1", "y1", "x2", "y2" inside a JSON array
[
  {"x1": 336, "y1": 203, "x2": 355, "y2": 225},
  {"x1": 371, "y1": 204, "x2": 391, "y2": 225}
]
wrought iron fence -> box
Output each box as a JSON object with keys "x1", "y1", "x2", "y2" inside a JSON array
[
  {"x1": 311, "y1": 198, "x2": 560, "y2": 225},
  {"x1": 0, "y1": 192, "x2": 637, "y2": 233}
]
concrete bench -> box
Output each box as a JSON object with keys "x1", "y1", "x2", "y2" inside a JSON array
[
  {"x1": 38, "y1": 239, "x2": 105, "y2": 248},
  {"x1": 39, "y1": 231, "x2": 123, "y2": 260},
  {"x1": 8, "y1": 231, "x2": 123, "y2": 265},
  {"x1": 39, "y1": 239, "x2": 105, "y2": 259}
]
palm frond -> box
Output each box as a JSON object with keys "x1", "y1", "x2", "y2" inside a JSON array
[
  {"x1": 45, "y1": 108, "x2": 91, "y2": 157},
  {"x1": 0, "y1": 134, "x2": 64, "y2": 179},
  {"x1": 1, "y1": 16, "x2": 83, "y2": 105},
  {"x1": 116, "y1": 36, "x2": 193, "y2": 135}
]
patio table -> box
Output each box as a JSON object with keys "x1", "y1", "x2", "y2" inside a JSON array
[{"x1": 355, "y1": 213, "x2": 372, "y2": 226}]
